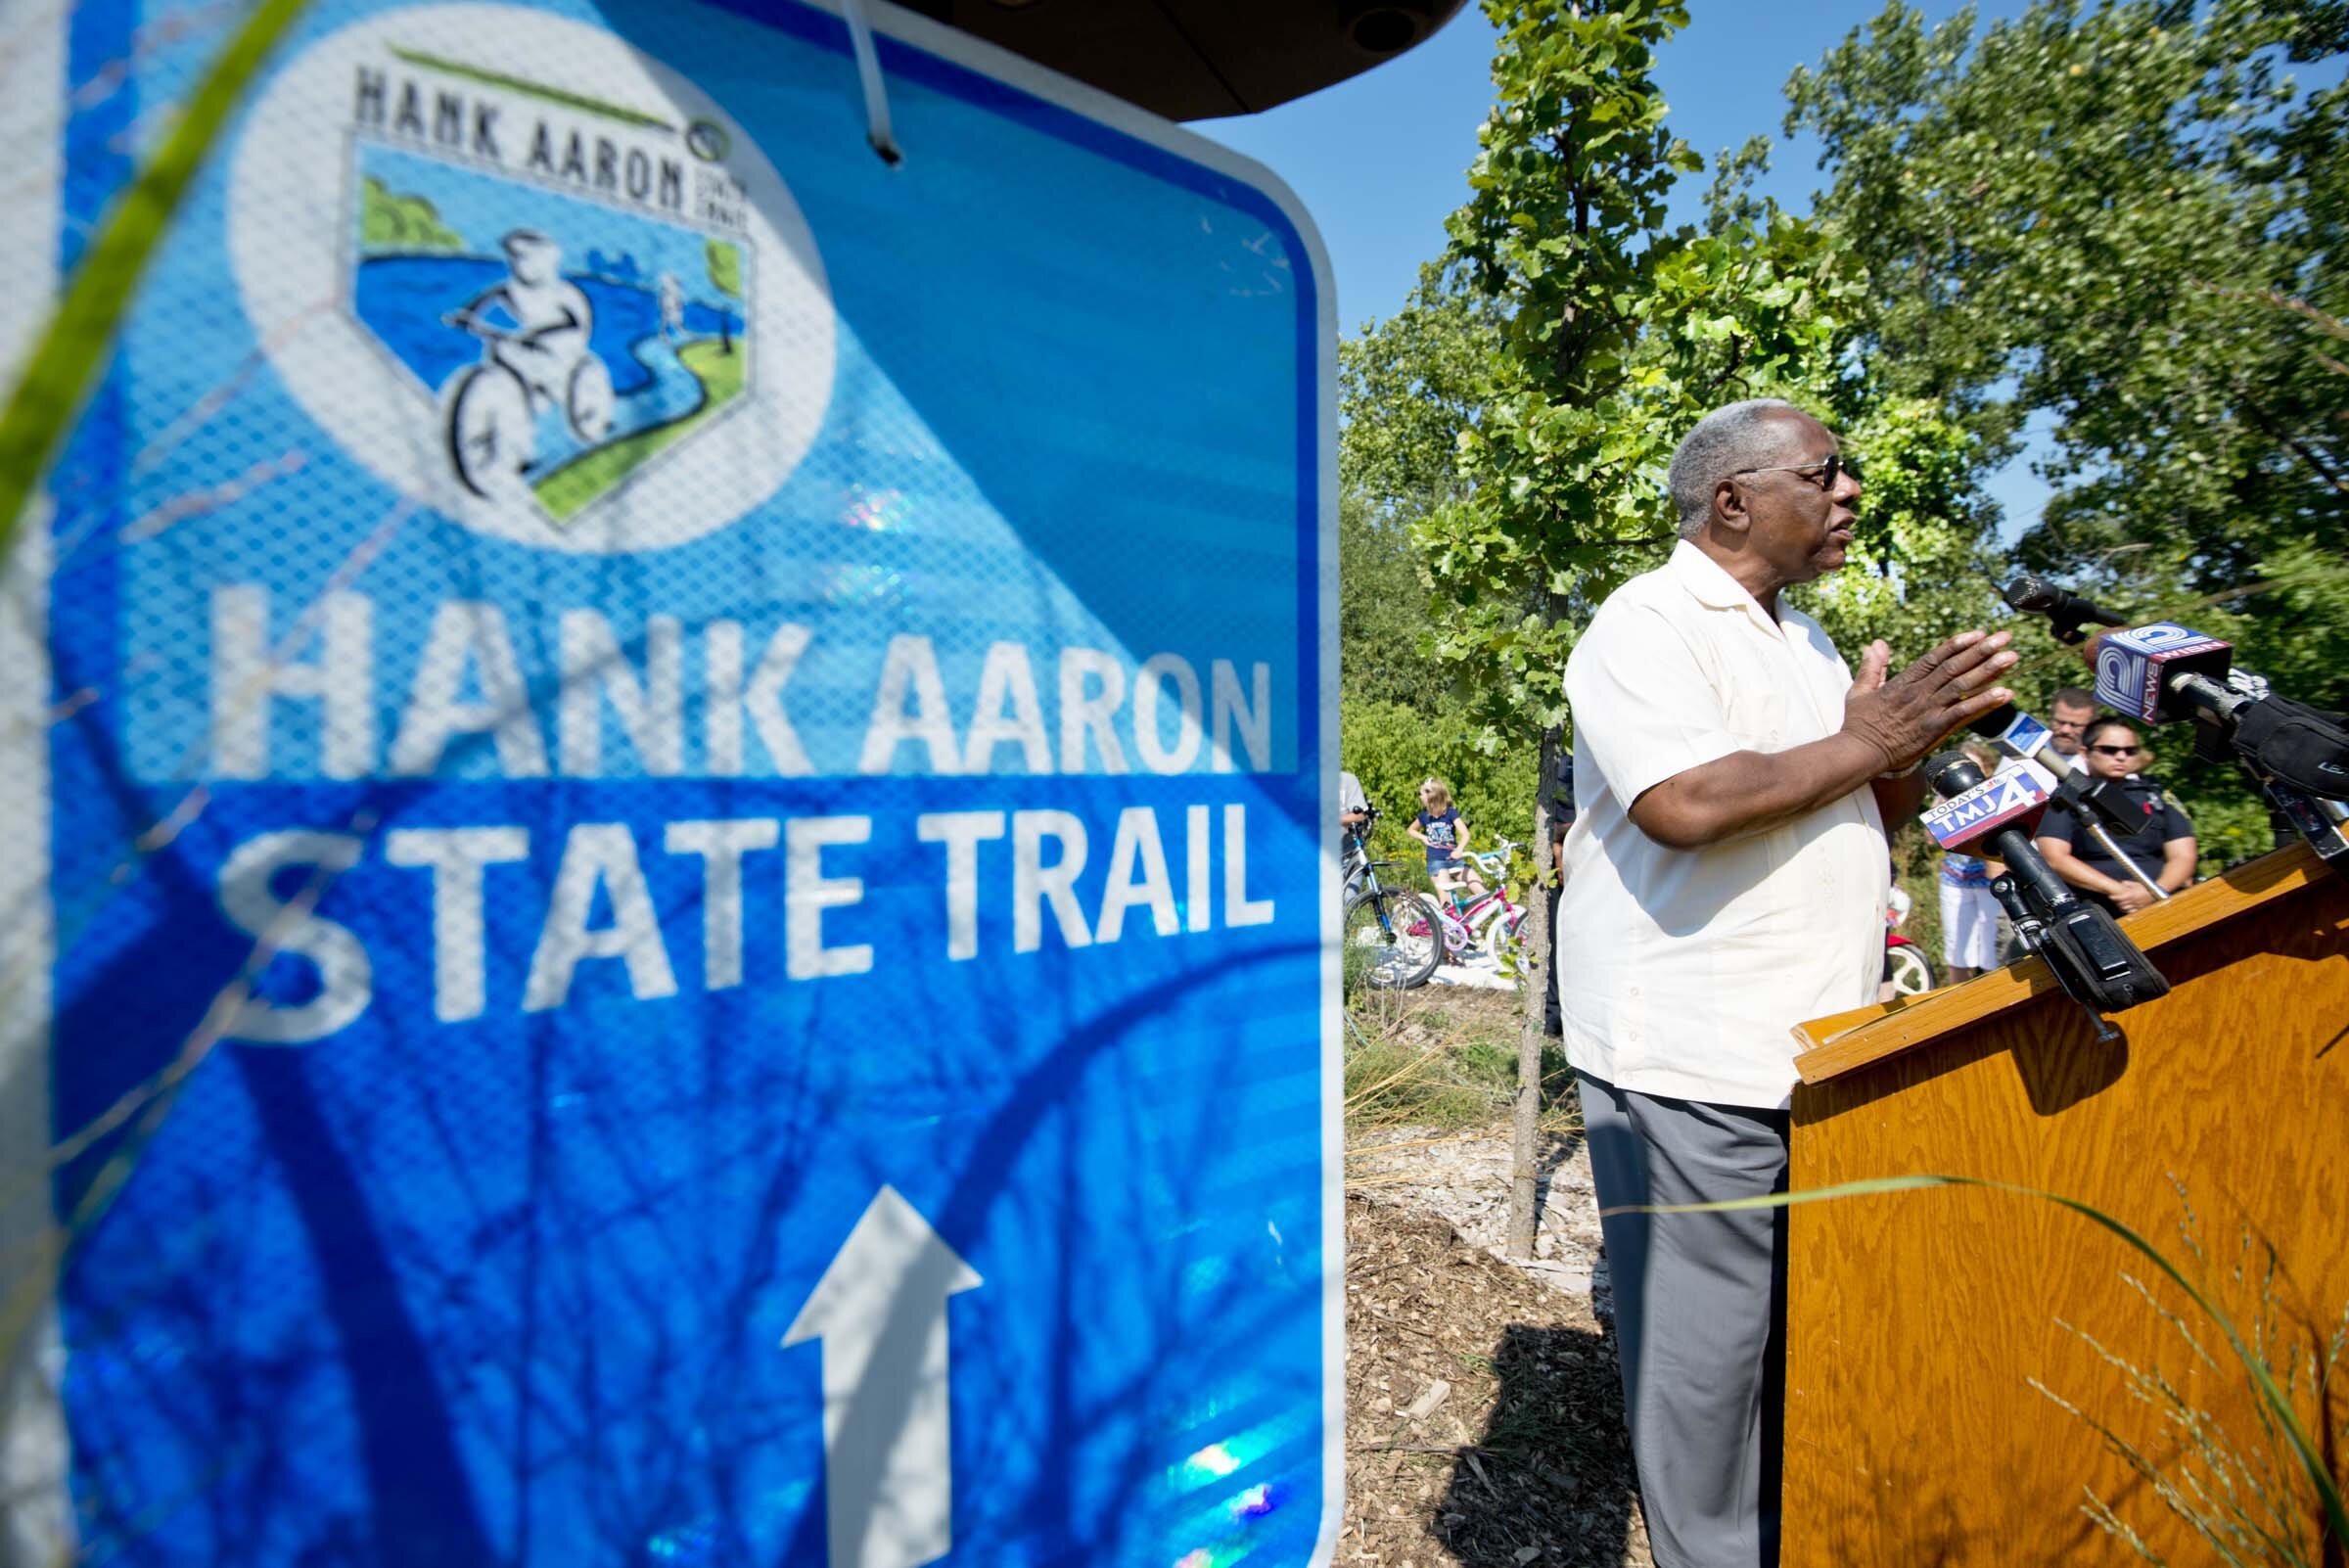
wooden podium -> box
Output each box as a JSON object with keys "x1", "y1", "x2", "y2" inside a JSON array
[{"x1": 1780, "y1": 842, "x2": 2349, "y2": 1566}]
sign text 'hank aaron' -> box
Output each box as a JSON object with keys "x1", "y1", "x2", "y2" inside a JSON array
[{"x1": 209, "y1": 586, "x2": 1274, "y2": 781}]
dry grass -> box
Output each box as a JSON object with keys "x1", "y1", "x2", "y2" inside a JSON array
[
  {"x1": 1343, "y1": 984, "x2": 1576, "y2": 1151},
  {"x1": 2037, "y1": 1192, "x2": 2349, "y2": 1566}
]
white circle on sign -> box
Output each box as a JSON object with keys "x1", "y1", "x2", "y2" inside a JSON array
[{"x1": 227, "y1": 4, "x2": 834, "y2": 552}]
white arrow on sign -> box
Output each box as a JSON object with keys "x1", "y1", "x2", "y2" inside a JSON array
[{"x1": 784, "y1": 1185, "x2": 983, "y2": 1568}]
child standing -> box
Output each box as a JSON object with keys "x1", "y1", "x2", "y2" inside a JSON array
[{"x1": 1409, "y1": 778, "x2": 1488, "y2": 900}]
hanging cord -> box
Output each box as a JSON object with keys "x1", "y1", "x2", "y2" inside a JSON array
[{"x1": 839, "y1": 0, "x2": 902, "y2": 165}]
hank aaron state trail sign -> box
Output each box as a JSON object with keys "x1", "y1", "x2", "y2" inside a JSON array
[{"x1": 4, "y1": 1, "x2": 1338, "y2": 1563}]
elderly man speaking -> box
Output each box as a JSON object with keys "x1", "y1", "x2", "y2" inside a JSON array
[{"x1": 1557, "y1": 399, "x2": 2016, "y2": 1567}]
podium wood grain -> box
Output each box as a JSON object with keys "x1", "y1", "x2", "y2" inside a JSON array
[{"x1": 1780, "y1": 843, "x2": 2349, "y2": 1566}]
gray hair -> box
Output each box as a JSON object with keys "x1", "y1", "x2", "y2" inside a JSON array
[{"x1": 1669, "y1": 397, "x2": 1808, "y2": 539}]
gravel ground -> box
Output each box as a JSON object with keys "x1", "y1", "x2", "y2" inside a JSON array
[
  {"x1": 1341, "y1": 1042, "x2": 1652, "y2": 1565},
  {"x1": 1348, "y1": 1125, "x2": 1612, "y2": 1313}
]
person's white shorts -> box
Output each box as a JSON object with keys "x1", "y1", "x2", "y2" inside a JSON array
[{"x1": 1940, "y1": 882, "x2": 2001, "y2": 971}]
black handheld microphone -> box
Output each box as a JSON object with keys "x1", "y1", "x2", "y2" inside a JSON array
[
  {"x1": 2001, "y1": 575, "x2": 2131, "y2": 644},
  {"x1": 1923, "y1": 753, "x2": 2170, "y2": 1020}
]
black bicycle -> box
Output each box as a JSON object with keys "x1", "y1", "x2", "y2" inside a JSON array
[{"x1": 1340, "y1": 807, "x2": 1443, "y2": 990}]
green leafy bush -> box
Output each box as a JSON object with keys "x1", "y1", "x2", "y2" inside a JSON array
[{"x1": 1341, "y1": 696, "x2": 1541, "y2": 872}]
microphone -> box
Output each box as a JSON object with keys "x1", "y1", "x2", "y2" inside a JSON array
[
  {"x1": 1922, "y1": 753, "x2": 2170, "y2": 1018},
  {"x1": 2089, "y1": 622, "x2": 2238, "y2": 726},
  {"x1": 2087, "y1": 623, "x2": 2349, "y2": 801},
  {"x1": 1920, "y1": 753, "x2": 2069, "y2": 907},
  {"x1": 2002, "y1": 575, "x2": 2131, "y2": 643},
  {"x1": 1967, "y1": 704, "x2": 2144, "y2": 839},
  {"x1": 2007, "y1": 576, "x2": 2349, "y2": 843}
]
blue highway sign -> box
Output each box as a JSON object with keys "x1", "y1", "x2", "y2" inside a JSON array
[{"x1": 8, "y1": 1, "x2": 1338, "y2": 1563}]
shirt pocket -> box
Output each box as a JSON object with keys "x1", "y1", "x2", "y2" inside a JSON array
[{"x1": 1723, "y1": 686, "x2": 1790, "y2": 754}]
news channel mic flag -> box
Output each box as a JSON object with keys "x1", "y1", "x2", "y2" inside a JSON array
[{"x1": 4, "y1": 5, "x2": 1341, "y2": 1567}]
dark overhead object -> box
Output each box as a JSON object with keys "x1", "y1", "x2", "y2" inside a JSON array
[{"x1": 890, "y1": 0, "x2": 1471, "y2": 121}]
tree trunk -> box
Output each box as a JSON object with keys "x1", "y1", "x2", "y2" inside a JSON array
[{"x1": 1507, "y1": 721, "x2": 1562, "y2": 1259}]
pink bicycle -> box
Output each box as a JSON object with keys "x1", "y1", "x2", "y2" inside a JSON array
[{"x1": 1405, "y1": 838, "x2": 1529, "y2": 973}]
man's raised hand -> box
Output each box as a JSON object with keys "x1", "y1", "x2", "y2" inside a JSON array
[{"x1": 1842, "y1": 630, "x2": 2017, "y2": 773}]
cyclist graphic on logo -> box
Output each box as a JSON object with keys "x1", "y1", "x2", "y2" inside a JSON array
[{"x1": 440, "y1": 228, "x2": 617, "y2": 500}]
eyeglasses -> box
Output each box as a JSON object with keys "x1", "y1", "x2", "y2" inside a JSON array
[
  {"x1": 2089, "y1": 744, "x2": 2142, "y2": 757},
  {"x1": 1732, "y1": 452, "x2": 1861, "y2": 490}
]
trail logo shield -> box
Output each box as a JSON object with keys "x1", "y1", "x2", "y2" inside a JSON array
[{"x1": 228, "y1": 5, "x2": 834, "y2": 552}]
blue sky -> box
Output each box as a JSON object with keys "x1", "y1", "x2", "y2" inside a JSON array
[{"x1": 1190, "y1": 1, "x2": 2055, "y2": 531}]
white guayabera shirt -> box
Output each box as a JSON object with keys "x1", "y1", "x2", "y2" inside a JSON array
[{"x1": 1556, "y1": 541, "x2": 1889, "y2": 1109}]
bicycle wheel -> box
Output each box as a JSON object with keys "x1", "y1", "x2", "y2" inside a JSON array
[
  {"x1": 1342, "y1": 887, "x2": 1442, "y2": 990},
  {"x1": 1480, "y1": 903, "x2": 1527, "y2": 977},
  {"x1": 1885, "y1": 944, "x2": 1934, "y2": 996},
  {"x1": 447, "y1": 363, "x2": 534, "y2": 500},
  {"x1": 567, "y1": 355, "x2": 616, "y2": 440}
]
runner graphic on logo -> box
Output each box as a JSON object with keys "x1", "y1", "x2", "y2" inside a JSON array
[{"x1": 657, "y1": 271, "x2": 685, "y2": 344}]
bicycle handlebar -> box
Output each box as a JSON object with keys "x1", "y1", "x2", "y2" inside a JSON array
[{"x1": 1461, "y1": 838, "x2": 1524, "y2": 871}]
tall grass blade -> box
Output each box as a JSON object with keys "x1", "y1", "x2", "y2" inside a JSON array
[
  {"x1": 1621, "y1": 1174, "x2": 2349, "y2": 1549},
  {"x1": 0, "y1": 0, "x2": 313, "y2": 555}
]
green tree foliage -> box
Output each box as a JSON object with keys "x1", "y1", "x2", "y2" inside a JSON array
[
  {"x1": 1339, "y1": 262, "x2": 1499, "y2": 523},
  {"x1": 1335, "y1": 266, "x2": 1497, "y2": 709},
  {"x1": 1340, "y1": 696, "x2": 1538, "y2": 873},
  {"x1": 1785, "y1": 0, "x2": 2348, "y2": 855},
  {"x1": 1335, "y1": 264, "x2": 1500, "y2": 710},
  {"x1": 1418, "y1": 0, "x2": 1863, "y2": 743},
  {"x1": 1338, "y1": 488, "x2": 1444, "y2": 708},
  {"x1": 1785, "y1": 0, "x2": 2347, "y2": 671}
]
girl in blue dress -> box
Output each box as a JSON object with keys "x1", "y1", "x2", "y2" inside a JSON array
[{"x1": 1408, "y1": 777, "x2": 1487, "y2": 901}]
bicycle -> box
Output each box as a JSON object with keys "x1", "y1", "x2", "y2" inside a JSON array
[
  {"x1": 1883, "y1": 900, "x2": 1934, "y2": 996},
  {"x1": 441, "y1": 306, "x2": 616, "y2": 501},
  {"x1": 1422, "y1": 839, "x2": 1528, "y2": 974},
  {"x1": 1340, "y1": 808, "x2": 1442, "y2": 990}
]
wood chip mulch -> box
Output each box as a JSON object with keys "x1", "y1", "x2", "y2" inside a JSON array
[{"x1": 1340, "y1": 1192, "x2": 1653, "y2": 1567}]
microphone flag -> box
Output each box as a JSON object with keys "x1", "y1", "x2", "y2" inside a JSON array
[{"x1": 1922, "y1": 766, "x2": 2052, "y2": 856}]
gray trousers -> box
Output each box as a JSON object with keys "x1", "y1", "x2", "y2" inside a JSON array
[{"x1": 1578, "y1": 1070, "x2": 1788, "y2": 1568}]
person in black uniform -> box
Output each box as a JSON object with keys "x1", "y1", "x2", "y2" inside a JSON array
[
  {"x1": 1542, "y1": 751, "x2": 1576, "y2": 1038},
  {"x1": 2034, "y1": 716, "x2": 2197, "y2": 916}
]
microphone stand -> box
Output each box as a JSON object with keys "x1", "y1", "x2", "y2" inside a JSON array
[
  {"x1": 2085, "y1": 819, "x2": 2168, "y2": 900},
  {"x1": 1976, "y1": 728, "x2": 2166, "y2": 899}
]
